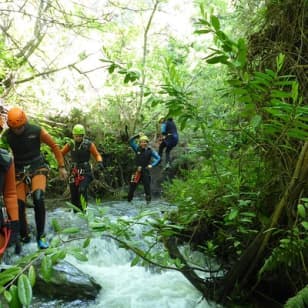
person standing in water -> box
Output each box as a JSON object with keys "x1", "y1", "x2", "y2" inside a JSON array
[
  {"x1": 128, "y1": 133, "x2": 160, "y2": 203},
  {"x1": 158, "y1": 117, "x2": 178, "y2": 168}
]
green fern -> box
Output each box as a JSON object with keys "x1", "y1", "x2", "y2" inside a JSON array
[
  {"x1": 284, "y1": 285, "x2": 308, "y2": 308},
  {"x1": 258, "y1": 235, "x2": 307, "y2": 279}
]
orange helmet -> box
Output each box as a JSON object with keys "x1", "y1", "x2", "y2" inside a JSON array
[{"x1": 7, "y1": 107, "x2": 27, "y2": 128}]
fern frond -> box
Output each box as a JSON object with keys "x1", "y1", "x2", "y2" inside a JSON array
[{"x1": 258, "y1": 236, "x2": 308, "y2": 279}]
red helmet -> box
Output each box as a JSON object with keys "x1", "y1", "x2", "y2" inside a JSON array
[{"x1": 7, "y1": 107, "x2": 27, "y2": 128}]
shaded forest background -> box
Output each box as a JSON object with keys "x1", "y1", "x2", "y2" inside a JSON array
[{"x1": 0, "y1": 0, "x2": 307, "y2": 307}]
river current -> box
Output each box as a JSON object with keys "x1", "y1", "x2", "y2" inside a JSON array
[{"x1": 5, "y1": 198, "x2": 220, "y2": 308}]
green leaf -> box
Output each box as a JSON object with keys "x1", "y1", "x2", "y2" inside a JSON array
[
  {"x1": 265, "y1": 68, "x2": 276, "y2": 78},
  {"x1": 124, "y1": 74, "x2": 130, "y2": 84},
  {"x1": 130, "y1": 256, "x2": 139, "y2": 267},
  {"x1": 300, "y1": 198, "x2": 308, "y2": 204},
  {"x1": 83, "y1": 238, "x2": 91, "y2": 248},
  {"x1": 210, "y1": 15, "x2": 220, "y2": 31},
  {"x1": 108, "y1": 63, "x2": 116, "y2": 74},
  {"x1": 298, "y1": 204, "x2": 306, "y2": 218},
  {"x1": 206, "y1": 55, "x2": 229, "y2": 64},
  {"x1": 301, "y1": 221, "x2": 308, "y2": 230},
  {"x1": 194, "y1": 29, "x2": 211, "y2": 34},
  {"x1": 50, "y1": 236, "x2": 61, "y2": 247},
  {"x1": 41, "y1": 256, "x2": 53, "y2": 281},
  {"x1": 50, "y1": 250, "x2": 67, "y2": 263},
  {"x1": 291, "y1": 82, "x2": 299, "y2": 102},
  {"x1": 271, "y1": 90, "x2": 292, "y2": 98},
  {"x1": 17, "y1": 274, "x2": 32, "y2": 306},
  {"x1": 174, "y1": 258, "x2": 183, "y2": 268},
  {"x1": 51, "y1": 218, "x2": 61, "y2": 233},
  {"x1": 61, "y1": 227, "x2": 80, "y2": 234},
  {"x1": 276, "y1": 53, "x2": 285, "y2": 72},
  {"x1": 254, "y1": 71, "x2": 274, "y2": 81},
  {"x1": 69, "y1": 249, "x2": 88, "y2": 262},
  {"x1": 0, "y1": 267, "x2": 22, "y2": 286},
  {"x1": 4, "y1": 290, "x2": 12, "y2": 302},
  {"x1": 28, "y1": 266, "x2": 36, "y2": 287},
  {"x1": 285, "y1": 285, "x2": 308, "y2": 308},
  {"x1": 8, "y1": 285, "x2": 21, "y2": 308},
  {"x1": 89, "y1": 222, "x2": 106, "y2": 230},
  {"x1": 228, "y1": 208, "x2": 239, "y2": 220}
]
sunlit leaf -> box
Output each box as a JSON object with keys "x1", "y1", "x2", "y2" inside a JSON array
[
  {"x1": 51, "y1": 218, "x2": 61, "y2": 233},
  {"x1": 61, "y1": 227, "x2": 80, "y2": 234},
  {"x1": 130, "y1": 256, "x2": 139, "y2": 267},
  {"x1": 82, "y1": 238, "x2": 91, "y2": 248},
  {"x1": 69, "y1": 249, "x2": 88, "y2": 262},
  {"x1": 41, "y1": 256, "x2": 53, "y2": 281},
  {"x1": 28, "y1": 266, "x2": 36, "y2": 287},
  {"x1": 301, "y1": 221, "x2": 308, "y2": 230},
  {"x1": 4, "y1": 290, "x2": 12, "y2": 302},
  {"x1": 50, "y1": 250, "x2": 67, "y2": 264},
  {"x1": 17, "y1": 274, "x2": 32, "y2": 306},
  {"x1": 0, "y1": 267, "x2": 22, "y2": 286},
  {"x1": 228, "y1": 209, "x2": 239, "y2": 220},
  {"x1": 8, "y1": 285, "x2": 21, "y2": 308}
]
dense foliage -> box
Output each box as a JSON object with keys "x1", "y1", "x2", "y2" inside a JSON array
[{"x1": 0, "y1": 0, "x2": 307, "y2": 307}]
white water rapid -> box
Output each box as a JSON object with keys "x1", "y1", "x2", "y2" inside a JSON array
[{"x1": 7, "y1": 199, "x2": 221, "y2": 308}]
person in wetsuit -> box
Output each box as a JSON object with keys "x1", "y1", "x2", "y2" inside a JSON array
[
  {"x1": 128, "y1": 133, "x2": 160, "y2": 203},
  {"x1": 0, "y1": 147, "x2": 20, "y2": 256},
  {"x1": 158, "y1": 117, "x2": 178, "y2": 168},
  {"x1": 61, "y1": 124, "x2": 103, "y2": 211},
  {"x1": 1, "y1": 107, "x2": 67, "y2": 249}
]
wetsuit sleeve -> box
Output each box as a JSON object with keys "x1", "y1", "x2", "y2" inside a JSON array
[
  {"x1": 61, "y1": 144, "x2": 71, "y2": 156},
  {"x1": 90, "y1": 143, "x2": 102, "y2": 162},
  {"x1": 129, "y1": 135, "x2": 139, "y2": 153},
  {"x1": 4, "y1": 161, "x2": 19, "y2": 221},
  {"x1": 40, "y1": 128, "x2": 65, "y2": 167},
  {"x1": 150, "y1": 150, "x2": 161, "y2": 167}
]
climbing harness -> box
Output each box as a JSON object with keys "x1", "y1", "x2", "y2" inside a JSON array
[
  {"x1": 131, "y1": 166, "x2": 142, "y2": 184},
  {"x1": 70, "y1": 166, "x2": 85, "y2": 186}
]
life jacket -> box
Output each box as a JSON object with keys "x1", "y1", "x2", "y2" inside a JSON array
[
  {"x1": 4, "y1": 123, "x2": 44, "y2": 170},
  {"x1": 135, "y1": 147, "x2": 152, "y2": 169},
  {"x1": 70, "y1": 139, "x2": 92, "y2": 178},
  {"x1": 70, "y1": 138, "x2": 92, "y2": 164},
  {"x1": 0, "y1": 149, "x2": 12, "y2": 253}
]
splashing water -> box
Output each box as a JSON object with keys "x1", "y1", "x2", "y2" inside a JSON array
[{"x1": 8, "y1": 199, "x2": 221, "y2": 307}]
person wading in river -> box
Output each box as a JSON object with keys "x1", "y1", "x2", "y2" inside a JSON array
[
  {"x1": 1, "y1": 107, "x2": 68, "y2": 249},
  {"x1": 128, "y1": 133, "x2": 160, "y2": 204},
  {"x1": 158, "y1": 117, "x2": 178, "y2": 169},
  {"x1": 0, "y1": 144, "x2": 21, "y2": 257},
  {"x1": 61, "y1": 124, "x2": 103, "y2": 212}
]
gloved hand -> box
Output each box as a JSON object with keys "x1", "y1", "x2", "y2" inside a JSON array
[
  {"x1": 59, "y1": 167, "x2": 68, "y2": 181},
  {"x1": 97, "y1": 161, "x2": 104, "y2": 171},
  {"x1": 9, "y1": 220, "x2": 21, "y2": 254}
]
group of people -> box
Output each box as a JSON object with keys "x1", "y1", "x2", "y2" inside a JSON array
[{"x1": 0, "y1": 106, "x2": 178, "y2": 257}]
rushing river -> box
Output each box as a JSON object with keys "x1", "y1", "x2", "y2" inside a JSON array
[{"x1": 5, "y1": 198, "x2": 220, "y2": 308}]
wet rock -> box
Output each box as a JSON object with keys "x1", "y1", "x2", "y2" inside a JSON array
[{"x1": 34, "y1": 260, "x2": 102, "y2": 300}]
